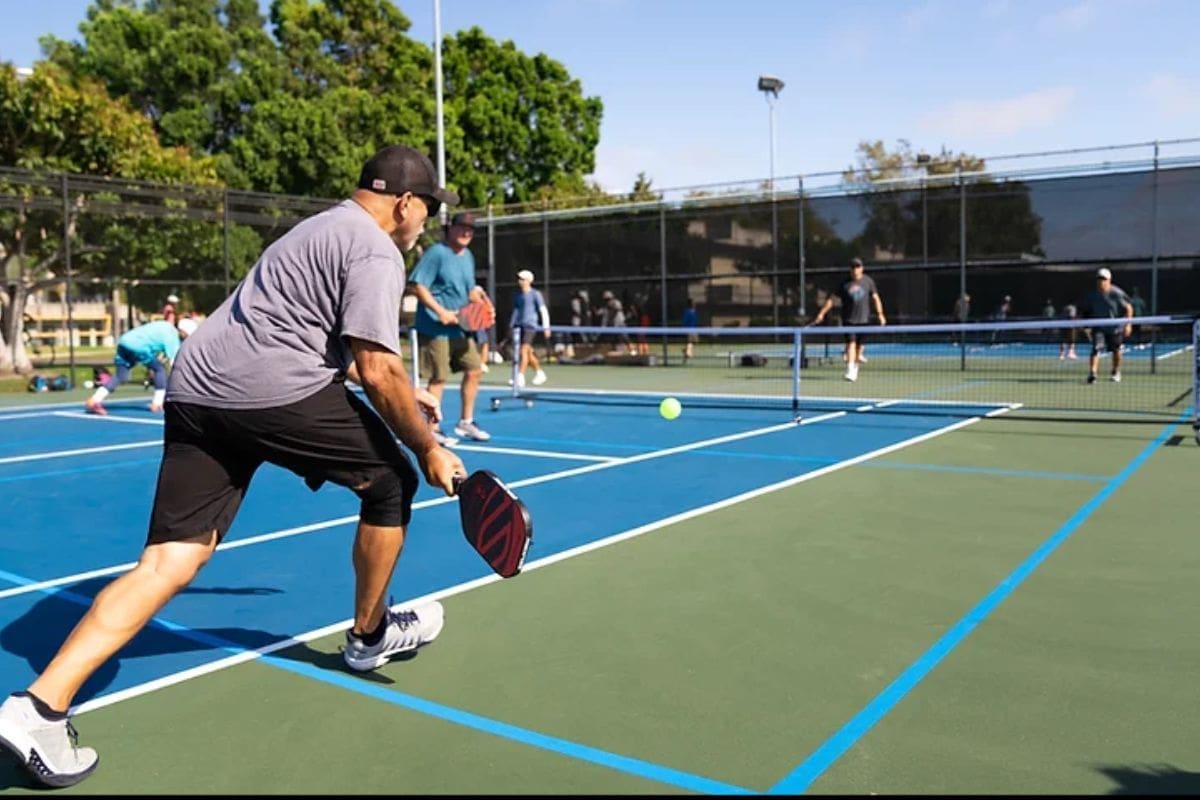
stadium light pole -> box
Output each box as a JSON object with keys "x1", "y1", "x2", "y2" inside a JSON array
[
  {"x1": 758, "y1": 74, "x2": 784, "y2": 326},
  {"x1": 433, "y1": 0, "x2": 447, "y2": 225}
]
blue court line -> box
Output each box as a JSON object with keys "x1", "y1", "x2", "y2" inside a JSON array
[
  {"x1": 0, "y1": 570, "x2": 754, "y2": 795},
  {"x1": 768, "y1": 414, "x2": 1185, "y2": 795},
  {"x1": 265, "y1": 658, "x2": 755, "y2": 795}
]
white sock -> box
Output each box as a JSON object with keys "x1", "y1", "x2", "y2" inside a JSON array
[
  {"x1": 91, "y1": 386, "x2": 111, "y2": 404},
  {"x1": 152, "y1": 389, "x2": 166, "y2": 406}
]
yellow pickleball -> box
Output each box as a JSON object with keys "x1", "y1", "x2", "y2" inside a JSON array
[{"x1": 659, "y1": 396, "x2": 682, "y2": 420}]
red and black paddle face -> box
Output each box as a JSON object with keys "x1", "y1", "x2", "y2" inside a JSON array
[
  {"x1": 458, "y1": 299, "x2": 494, "y2": 332},
  {"x1": 453, "y1": 470, "x2": 532, "y2": 578}
]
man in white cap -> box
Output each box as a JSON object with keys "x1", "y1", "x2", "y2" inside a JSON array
[
  {"x1": 1083, "y1": 267, "x2": 1133, "y2": 384},
  {"x1": 509, "y1": 269, "x2": 550, "y2": 386}
]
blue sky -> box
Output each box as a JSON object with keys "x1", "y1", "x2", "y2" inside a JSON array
[{"x1": 2, "y1": 0, "x2": 1198, "y2": 193}]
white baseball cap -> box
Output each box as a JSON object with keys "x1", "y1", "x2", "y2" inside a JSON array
[
  {"x1": 517, "y1": 269, "x2": 534, "y2": 282},
  {"x1": 1096, "y1": 268, "x2": 1112, "y2": 280}
]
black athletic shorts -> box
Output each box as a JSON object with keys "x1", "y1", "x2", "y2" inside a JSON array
[
  {"x1": 147, "y1": 381, "x2": 419, "y2": 544},
  {"x1": 1091, "y1": 328, "x2": 1123, "y2": 354}
]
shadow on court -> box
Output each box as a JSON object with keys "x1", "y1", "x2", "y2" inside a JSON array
[
  {"x1": 0, "y1": 578, "x2": 288, "y2": 707},
  {"x1": 1097, "y1": 763, "x2": 1200, "y2": 795}
]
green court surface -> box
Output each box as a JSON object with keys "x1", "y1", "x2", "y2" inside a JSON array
[{"x1": 3, "y1": 407, "x2": 1196, "y2": 794}]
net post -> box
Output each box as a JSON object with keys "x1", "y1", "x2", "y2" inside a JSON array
[
  {"x1": 409, "y1": 328, "x2": 420, "y2": 387},
  {"x1": 511, "y1": 326, "x2": 522, "y2": 399},
  {"x1": 1193, "y1": 318, "x2": 1199, "y2": 444},
  {"x1": 792, "y1": 328, "x2": 803, "y2": 412}
]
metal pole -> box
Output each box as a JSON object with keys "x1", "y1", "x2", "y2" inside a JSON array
[
  {"x1": 1150, "y1": 140, "x2": 1159, "y2": 373},
  {"x1": 62, "y1": 174, "x2": 76, "y2": 387},
  {"x1": 922, "y1": 171, "x2": 928, "y2": 266},
  {"x1": 959, "y1": 168, "x2": 967, "y2": 372},
  {"x1": 486, "y1": 204, "x2": 496, "y2": 354},
  {"x1": 542, "y1": 215, "x2": 550, "y2": 310},
  {"x1": 768, "y1": 98, "x2": 779, "y2": 328},
  {"x1": 223, "y1": 188, "x2": 231, "y2": 296},
  {"x1": 797, "y1": 176, "x2": 806, "y2": 319},
  {"x1": 433, "y1": 0, "x2": 447, "y2": 226},
  {"x1": 660, "y1": 203, "x2": 668, "y2": 364}
]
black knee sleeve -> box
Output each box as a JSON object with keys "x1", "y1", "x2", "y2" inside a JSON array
[{"x1": 354, "y1": 467, "x2": 415, "y2": 527}]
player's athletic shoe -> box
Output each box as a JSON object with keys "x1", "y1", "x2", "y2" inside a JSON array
[
  {"x1": 532, "y1": 369, "x2": 548, "y2": 386},
  {"x1": 0, "y1": 693, "x2": 98, "y2": 788},
  {"x1": 1087, "y1": 373, "x2": 1097, "y2": 384},
  {"x1": 1110, "y1": 372, "x2": 1121, "y2": 383},
  {"x1": 84, "y1": 398, "x2": 107, "y2": 416},
  {"x1": 454, "y1": 420, "x2": 492, "y2": 442},
  {"x1": 343, "y1": 602, "x2": 444, "y2": 672},
  {"x1": 432, "y1": 429, "x2": 459, "y2": 447}
]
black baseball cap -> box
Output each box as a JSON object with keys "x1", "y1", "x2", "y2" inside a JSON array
[
  {"x1": 357, "y1": 145, "x2": 460, "y2": 208},
  {"x1": 450, "y1": 211, "x2": 476, "y2": 229},
  {"x1": 850, "y1": 257, "x2": 864, "y2": 267}
]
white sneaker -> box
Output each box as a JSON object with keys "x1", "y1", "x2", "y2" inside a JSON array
[
  {"x1": 453, "y1": 419, "x2": 492, "y2": 442},
  {"x1": 0, "y1": 693, "x2": 99, "y2": 788},
  {"x1": 343, "y1": 601, "x2": 445, "y2": 672},
  {"x1": 431, "y1": 429, "x2": 459, "y2": 447},
  {"x1": 843, "y1": 363, "x2": 859, "y2": 382},
  {"x1": 532, "y1": 369, "x2": 547, "y2": 386},
  {"x1": 1110, "y1": 372, "x2": 1121, "y2": 383}
]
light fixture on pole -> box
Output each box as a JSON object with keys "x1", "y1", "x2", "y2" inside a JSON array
[
  {"x1": 758, "y1": 74, "x2": 784, "y2": 326},
  {"x1": 757, "y1": 75, "x2": 784, "y2": 195}
]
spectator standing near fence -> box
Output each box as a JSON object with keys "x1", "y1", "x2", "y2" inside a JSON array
[{"x1": 682, "y1": 297, "x2": 699, "y2": 363}]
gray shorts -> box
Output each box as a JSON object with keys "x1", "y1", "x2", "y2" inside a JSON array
[{"x1": 419, "y1": 334, "x2": 482, "y2": 383}]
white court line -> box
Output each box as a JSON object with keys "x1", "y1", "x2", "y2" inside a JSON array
[
  {"x1": 451, "y1": 443, "x2": 617, "y2": 463},
  {"x1": 0, "y1": 412, "x2": 843, "y2": 602},
  {"x1": 1156, "y1": 343, "x2": 1193, "y2": 361},
  {"x1": 68, "y1": 408, "x2": 1001, "y2": 716},
  {"x1": 8, "y1": 414, "x2": 617, "y2": 466},
  {"x1": 0, "y1": 397, "x2": 145, "y2": 415},
  {"x1": 0, "y1": 440, "x2": 162, "y2": 466},
  {"x1": 53, "y1": 411, "x2": 166, "y2": 426},
  {"x1": 0, "y1": 411, "x2": 70, "y2": 422}
]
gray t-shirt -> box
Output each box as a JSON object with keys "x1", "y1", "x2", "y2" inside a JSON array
[{"x1": 168, "y1": 199, "x2": 405, "y2": 409}]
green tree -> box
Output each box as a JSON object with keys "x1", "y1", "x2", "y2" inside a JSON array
[
  {"x1": 440, "y1": 26, "x2": 602, "y2": 207},
  {"x1": 43, "y1": 2, "x2": 604, "y2": 205},
  {"x1": 0, "y1": 61, "x2": 221, "y2": 374}
]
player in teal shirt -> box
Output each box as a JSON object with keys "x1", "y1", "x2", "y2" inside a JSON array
[
  {"x1": 85, "y1": 317, "x2": 198, "y2": 415},
  {"x1": 408, "y1": 211, "x2": 490, "y2": 443}
]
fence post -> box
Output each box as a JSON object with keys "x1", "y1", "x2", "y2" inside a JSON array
[
  {"x1": 62, "y1": 173, "x2": 77, "y2": 387},
  {"x1": 797, "y1": 176, "x2": 806, "y2": 319},
  {"x1": 660, "y1": 202, "x2": 668, "y2": 364}
]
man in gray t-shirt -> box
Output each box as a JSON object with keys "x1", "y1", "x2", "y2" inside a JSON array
[
  {"x1": 809, "y1": 257, "x2": 887, "y2": 382},
  {"x1": 1, "y1": 146, "x2": 466, "y2": 789},
  {"x1": 1084, "y1": 267, "x2": 1133, "y2": 384}
]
